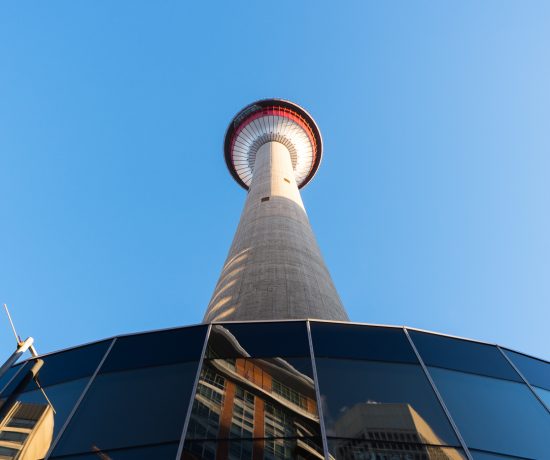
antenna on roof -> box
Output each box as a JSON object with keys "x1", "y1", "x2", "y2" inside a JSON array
[{"x1": 0, "y1": 304, "x2": 38, "y2": 381}]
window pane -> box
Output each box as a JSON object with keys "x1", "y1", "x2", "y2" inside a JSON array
[
  {"x1": 503, "y1": 349, "x2": 550, "y2": 390},
  {"x1": 12, "y1": 377, "x2": 87, "y2": 434},
  {"x1": 0, "y1": 361, "x2": 36, "y2": 399},
  {"x1": 185, "y1": 357, "x2": 322, "y2": 458},
  {"x1": 328, "y1": 438, "x2": 467, "y2": 460},
  {"x1": 0, "y1": 431, "x2": 27, "y2": 442},
  {"x1": 409, "y1": 331, "x2": 521, "y2": 381},
  {"x1": 52, "y1": 361, "x2": 199, "y2": 456},
  {"x1": 49, "y1": 443, "x2": 178, "y2": 459},
  {"x1": 101, "y1": 326, "x2": 207, "y2": 373},
  {"x1": 314, "y1": 359, "x2": 459, "y2": 447},
  {"x1": 310, "y1": 323, "x2": 417, "y2": 362},
  {"x1": 428, "y1": 366, "x2": 550, "y2": 459},
  {"x1": 0, "y1": 377, "x2": 88, "y2": 459},
  {"x1": 1, "y1": 342, "x2": 109, "y2": 399},
  {"x1": 182, "y1": 438, "x2": 324, "y2": 460},
  {"x1": 28, "y1": 340, "x2": 112, "y2": 387},
  {"x1": 0, "y1": 364, "x2": 23, "y2": 394},
  {"x1": 207, "y1": 322, "x2": 309, "y2": 359}
]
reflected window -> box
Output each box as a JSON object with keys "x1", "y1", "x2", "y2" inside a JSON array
[
  {"x1": 310, "y1": 322, "x2": 417, "y2": 362},
  {"x1": 428, "y1": 366, "x2": 550, "y2": 459},
  {"x1": 272, "y1": 379, "x2": 308, "y2": 410},
  {"x1": 0, "y1": 431, "x2": 27, "y2": 443},
  {"x1": 184, "y1": 353, "x2": 324, "y2": 459},
  {"x1": 503, "y1": 349, "x2": 550, "y2": 390},
  {"x1": 314, "y1": 358, "x2": 460, "y2": 457},
  {"x1": 230, "y1": 388, "x2": 255, "y2": 438},
  {"x1": 327, "y1": 438, "x2": 466, "y2": 460},
  {"x1": 0, "y1": 446, "x2": 19, "y2": 459},
  {"x1": 409, "y1": 331, "x2": 520, "y2": 381},
  {"x1": 182, "y1": 438, "x2": 324, "y2": 460}
]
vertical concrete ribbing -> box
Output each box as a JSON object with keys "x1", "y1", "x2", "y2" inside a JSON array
[{"x1": 203, "y1": 141, "x2": 348, "y2": 322}]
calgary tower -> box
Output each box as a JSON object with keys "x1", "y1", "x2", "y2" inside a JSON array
[{"x1": 204, "y1": 99, "x2": 349, "y2": 322}]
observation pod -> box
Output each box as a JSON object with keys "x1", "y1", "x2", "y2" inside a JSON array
[{"x1": 203, "y1": 99, "x2": 349, "y2": 323}]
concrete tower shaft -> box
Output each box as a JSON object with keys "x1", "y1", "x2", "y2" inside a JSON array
[
  {"x1": 204, "y1": 139, "x2": 348, "y2": 322},
  {"x1": 203, "y1": 99, "x2": 349, "y2": 322}
]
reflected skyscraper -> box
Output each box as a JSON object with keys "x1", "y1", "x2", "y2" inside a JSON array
[{"x1": 331, "y1": 403, "x2": 463, "y2": 460}]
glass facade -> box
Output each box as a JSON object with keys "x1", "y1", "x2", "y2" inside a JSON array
[{"x1": 0, "y1": 321, "x2": 547, "y2": 460}]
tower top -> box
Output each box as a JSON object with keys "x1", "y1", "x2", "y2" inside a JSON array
[{"x1": 224, "y1": 99, "x2": 323, "y2": 190}]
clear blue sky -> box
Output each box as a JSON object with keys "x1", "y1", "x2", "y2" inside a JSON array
[{"x1": 1, "y1": 2, "x2": 549, "y2": 361}]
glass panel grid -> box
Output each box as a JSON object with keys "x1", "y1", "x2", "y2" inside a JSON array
[
  {"x1": 426, "y1": 366, "x2": 550, "y2": 459},
  {"x1": 502, "y1": 348, "x2": 550, "y2": 391},
  {"x1": 409, "y1": 331, "x2": 521, "y2": 382}
]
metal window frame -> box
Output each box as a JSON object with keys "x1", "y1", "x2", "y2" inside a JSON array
[
  {"x1": 306, "y1": 320, "x2": 330, "y2": 460},
  {"x1": 404, "y1": 327, "x2": 473, "y2": 460},
  {"x1": 16, "y1": 319, "x2": 547, "y2": 369},
  {"x1": 497, "y1": 345, "x2": 550, "y2": 414},
  {"x1": 7, "y1": 319, "x2": 542, "y2": 460},
  {"x1": 175, "y1": 323, "x2": 212, "y2": 460}
]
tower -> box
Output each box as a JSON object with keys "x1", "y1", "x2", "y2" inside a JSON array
[
  {"x1": 204, "y1": 99, "x2": 349, "y2": 323},
  {"x1": 1, "y1": 99, "x2": 547, "y2": 460}
]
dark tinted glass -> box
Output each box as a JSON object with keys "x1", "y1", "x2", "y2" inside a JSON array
[
  {"x1": 0, "y1": 377, "x2": 89, "y2": 458},
  {"x1": 315, "y1": 359, "x2": 459, "y2": 446},
  {"x1": 50, "y1": 443, "x2": 178, "y2": 459},
  {"x1": 310, "y1": 323, "x2": 417, "y2": 362},
  {"x1": 3, "y1": 377, "x2": 89, "y2": 440},
  {"x1": 328, "y1": 438, "x2": 467, "y2": 460},
  {"x1": 207, "y1": 322, "x2": 310, "y2": 359},
  {"x1": 428, "y1": 366, "x2": 550, "y2": 459},
  {"x1": 470, "y1": 450, "x2": 529, "y2": 460},
  {"x1": 503, "y1": 349, "x2": 550, "y2": 390},
  {"x1": 101, "y1": 326, "x2": 206, "y2": 373},
  {"x1": 0, "y1": 363, "x2": 23, "y2": 394},
  {"x1": 185, "y1": 357, "x2": 322, "y2": 457},
  {"x1": 182, "y1": 438, "x2": 324, "y2": 459},
  {"x1": 0, "y1": 361, "x2": 36, "y2": 398},
  {"x1": 52, "y1": 360, "x2": 199, "y2": 456},
  {"x1": 29, "y1": 340, "x2": 112, "y2": 387},
  {"x1": 409, "y1": 331, "x2": 521, "y2": 381}
]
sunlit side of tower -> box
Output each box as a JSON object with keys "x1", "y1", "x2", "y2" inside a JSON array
[{"x1": 203, "y1": 100, "x2": 349, "y2": 323}]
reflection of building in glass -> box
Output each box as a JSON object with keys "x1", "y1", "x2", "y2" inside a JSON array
[
  {"x1": 331, "y1": 403, "x2": 462, "y2": 460},
  {"x1": 184, "y1": 325, "x2": 324, "y2": 459},
  {"x1": 0, "y1": 401, "x2": 53, "y2": 460}
]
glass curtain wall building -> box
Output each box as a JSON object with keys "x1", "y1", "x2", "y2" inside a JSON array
[
  {"x1": 0, "y1": 321, "x2": 548, "y2": 459},
  {"x1": 1, "y1": 100, "x2": 548, "y2": 460}
]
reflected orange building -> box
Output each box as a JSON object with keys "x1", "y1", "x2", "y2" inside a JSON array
[{"x1": 183, "y1": 325, "x2": 324, "y2": 459}]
